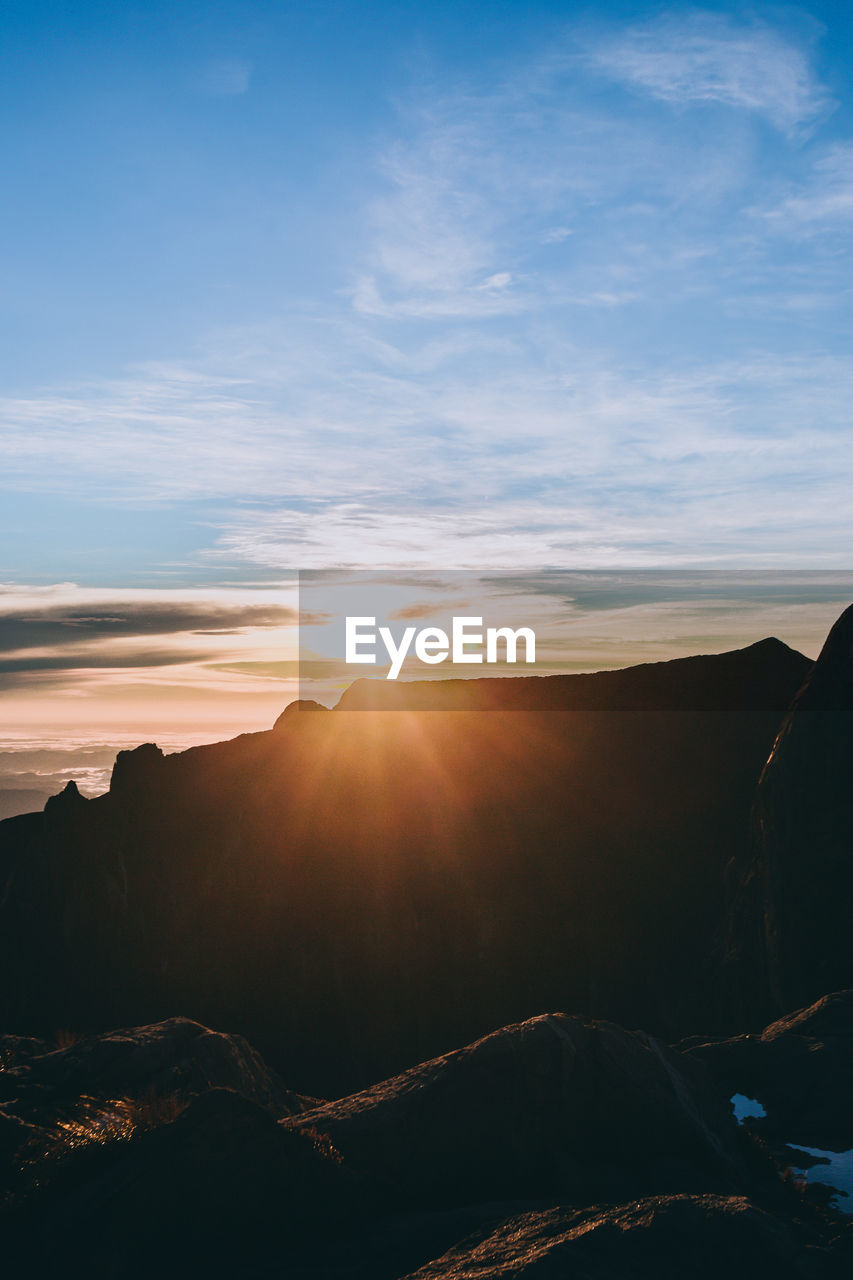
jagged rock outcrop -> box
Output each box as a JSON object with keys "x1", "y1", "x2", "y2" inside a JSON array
[
  {"x1": 109, "y1": 741, "x2": 166, "y2": 799},
  {"x1": 0, "y1": 1017, "x2": 311, "y2": 1123},
  {"x1": 751, "y1": 604, "x2": 853, "y2": 1012},
  {"x1": 284, "y1": 1012, "x2": 769, "y2": 1208},
  {"x1": 6, "y1": 1088, "x2": 362, "y2": 1278},
  {"x1": 43, "y1": 780, "x2": 89, "y2": 840},
  {"x1": 401, "y1": 1195, "x2": 845, "y2": 1279},
  {"x1": 273, "y1": 699, "x2": 330, "y2": 729},
  {"x1": 683, "y1": 989, "x2": 853, "y2": 1149},
  {"x1": 0, "y1": 1032, "x2": 51, "y2": 1068},
  {"x1": 44, "y1": 778, "x2": 85, "y2": 811}
]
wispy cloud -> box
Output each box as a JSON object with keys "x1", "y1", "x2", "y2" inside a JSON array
[
  {"x1": 348, "y1": 10, "x2": 829, "y2": 323},
  {"x1": 206, "y1": 350, "x2": 853, "y2": 570},
  {"x1": 0, "y1": 583, "x2": 297, "y2": 694},
  {"x1": 583, "y1": 10, "x2": 830, "y2": 135},
  {"x1": 3, "y1": 334, "x2": 853, "y2": 570},
  {"x1": 0, "y1": 597, "x2": 295, "y2": 652},
  {"x1": 1, "y1": 6, "x2": 850, "y2": 598},
  {"x1": 352, "y1": 104, "x2": 528, "y2": 319},
  {"x1": 353, "y1": 74, "x2": 665, "y2": 318},
  {"x1": 194, "y1": 57, "x2": 252, "y2": 97},
  {"x1": 759, "y1": 143, "x2": 853, "y2": 227}
]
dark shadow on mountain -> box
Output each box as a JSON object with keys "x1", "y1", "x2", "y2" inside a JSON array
[
  {"x1": 0, "y1": 634, "x2": 817, "y2": 1096},
  {"x1": 731, "y1": 604, "x2": 853, "y2": 1017}
]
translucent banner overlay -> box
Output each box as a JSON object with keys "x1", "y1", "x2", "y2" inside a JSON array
[{"x1": 295, "y1": 570, "x2": 853, "y2": 709}]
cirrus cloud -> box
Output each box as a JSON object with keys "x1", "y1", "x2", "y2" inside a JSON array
[{"x1": 583, "y1": 10, "x2": 831, "y2": 136}]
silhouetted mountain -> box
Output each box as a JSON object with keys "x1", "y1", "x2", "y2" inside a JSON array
[
  {"x1": 339, "y1": 636, "x2": 806, "y2": 712},
  {"x1": 0, "y1": 635, "x2": 813, "y2": 1095},
  {"x1": 6, "y1": 621, "x2": 853, "y2": 1275}
]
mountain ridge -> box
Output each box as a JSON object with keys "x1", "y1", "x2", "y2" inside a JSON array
[{"x1": 0, "y1": 633, "x2": 815, "y2": 1094}]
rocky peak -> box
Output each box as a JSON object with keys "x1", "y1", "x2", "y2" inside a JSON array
[
  {"x1": 109, "y1": 742, "x2": 166, "y2": 799},
  {"x1": 273, "y1": 700, "x2": 330, "y2": 730},
  {"x1": 44, "y1": 779, "x2": 86, "y2": 815}
]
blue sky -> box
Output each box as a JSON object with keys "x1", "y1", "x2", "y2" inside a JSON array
[{"x1": 1, "y1": 0, "x2": 853, "y2": 736}]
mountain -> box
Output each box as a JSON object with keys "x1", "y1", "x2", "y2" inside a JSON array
[
  {"x1": 0, "y1": 636, "x2": 812, "y2": 1096},
  {"x1": 6, "y1": 622, "x2": 853, "y2": 1276},
  {"x1": 338, "y1": 636, "x2": 807, "y2": 712}
]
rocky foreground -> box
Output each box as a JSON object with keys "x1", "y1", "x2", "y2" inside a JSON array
[{"x1": 2, "y1": 994, "x2": 853, "y2": 1277}]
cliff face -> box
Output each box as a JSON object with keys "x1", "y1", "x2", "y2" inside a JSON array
[
  {"x1": 751, "y1": 604, "x2": 853, "y2": 1013},
  {"x1": 0, "y1": 638, "x2": 812, "y2": 1095}
]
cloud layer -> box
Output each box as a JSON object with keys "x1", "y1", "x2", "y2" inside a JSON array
[{"x1": 0, "y1": 584, "x2": 297, "y2": 695}]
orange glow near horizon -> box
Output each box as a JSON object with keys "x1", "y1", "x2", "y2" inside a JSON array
[{"x1": 1, "y1": 577, "x2": 848, "y2": 751}]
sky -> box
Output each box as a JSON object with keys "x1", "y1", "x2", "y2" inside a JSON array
[{"x1": 1, "y1": 0, "x2": 853, "y2": 754}]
